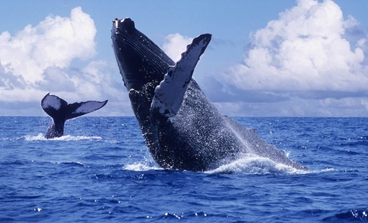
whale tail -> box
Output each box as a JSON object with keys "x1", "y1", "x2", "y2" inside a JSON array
[
  {"x1": 41, "y1": 93, "x2": 108, "y2": 138},
  {"x1": 151, "y1": 34, "x2": 212, "y2": 118}
]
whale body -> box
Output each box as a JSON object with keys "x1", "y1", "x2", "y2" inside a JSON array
[
  {"x1": 41, "y1": 93, "x2": 108, "y2": 139},
  {"x1": 111, "y1": 18, "x2": 307, "y2": 171}
]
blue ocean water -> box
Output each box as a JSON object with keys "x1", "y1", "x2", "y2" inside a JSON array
[{"x1": 0, "y1": 116, "x2": 367, "y2": 222}]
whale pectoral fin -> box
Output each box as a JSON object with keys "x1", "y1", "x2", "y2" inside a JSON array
[
  {"x1": 66, "y1": 100, "x2": 108, "y2": 120},
  {"x1": 151, "y1": 34, "x2": 212, "y2": 118},
  {"x1": 41, "y1": 93, "x2": 68, "y2": 118}
]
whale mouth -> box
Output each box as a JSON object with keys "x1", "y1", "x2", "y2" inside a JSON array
[{"x1": 111, "y1": 18, "x2": 175, "y2": 91}]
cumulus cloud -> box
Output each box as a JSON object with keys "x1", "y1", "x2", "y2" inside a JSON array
[
  {"x1": 198, "y1": 0, "x2": 368, "y2": 116},
  {"x1": 218, "y1": 0, "x2": 368, "y2": 93},
  {"x1": 162, "y1": 33, "x2": 193, "y2": 62},
  {"x1": 0, "y1": 7, "x2": 130, "y2": 116},
  {"x1": 0, "y1": 7, "x2": 96, "y2": 85}
]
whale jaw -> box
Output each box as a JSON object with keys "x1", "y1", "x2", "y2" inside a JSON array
[{"x1": 111, "y1": 18, "x2": 174, "y2": 91}]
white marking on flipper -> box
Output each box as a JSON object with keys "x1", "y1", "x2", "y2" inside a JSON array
[{"x1": 151, "y1": 34, "x2": 211, "y2": 117}]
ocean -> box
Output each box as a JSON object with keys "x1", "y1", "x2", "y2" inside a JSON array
[{"x1": 0, "y1": 116, "x2": 367, "y2": 222}]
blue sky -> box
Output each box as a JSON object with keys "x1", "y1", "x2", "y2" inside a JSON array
[{"x1": 1, "y1": 0, "x2": 368, "y2": 116}]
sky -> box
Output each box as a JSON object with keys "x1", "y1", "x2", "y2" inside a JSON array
[{"x1": 1, "y1": 0, "x2": 368, "y2": 117}]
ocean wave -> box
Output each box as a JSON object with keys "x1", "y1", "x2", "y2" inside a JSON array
[
  {"x1": 0, "y1": 138, "x2": 12, "y2": 142},
  {"x1": 322, "y1": 208, "x2": 368, "y2": 222},
  {"x1": 24, "y1": 133, "x2": 102, "y2": 141},
  {"x1": 52, "y1": 161, "x2": 88, "y2": 167}
]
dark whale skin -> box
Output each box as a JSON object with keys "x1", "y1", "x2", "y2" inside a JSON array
[{"x1": 111, "y1": 18, "x2": 307, "y2": 171}]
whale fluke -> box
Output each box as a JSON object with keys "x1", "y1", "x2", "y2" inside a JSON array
[
  {"x1": 151, "y1": 34, "x2": 211, "y2": 118},
  {"x1": 41, "y1": 93, "x2": 108, "y2": 139}
]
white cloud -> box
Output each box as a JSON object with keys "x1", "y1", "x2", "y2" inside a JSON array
[
  {"x1": 162, "y1": 33, "x2": 193, "y2": 62},
  {"x1": 0, "y1": 7, "x2": 130, "y2": 116},
  {"x1": 193, "y1": 0, "x2": 368, "y2": 117},
  {"x1": 0, "y1": 7, "x2": 96, "y2": 85},
  {"x1": 219, "y1": 0, "x2": 368, "y2": 92}
]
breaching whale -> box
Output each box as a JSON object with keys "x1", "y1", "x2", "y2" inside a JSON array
[
  {"x1": 41, "y1": 93, "x2": 108, "y2": 139},
  {"x1": 111, "y1": 18, "x2": 307, "y2": 171}
]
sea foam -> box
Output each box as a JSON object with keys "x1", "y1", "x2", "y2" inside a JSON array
[
  {"x1": 25, "y1": 134, "x2": 102, "y2": 141},
  {"x1": 207, "y1": 154, "x2": 309, "y2": 175}
]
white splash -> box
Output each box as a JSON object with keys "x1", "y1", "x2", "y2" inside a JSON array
[
  {"x1": 123, "y1": 162, "x2": 162, "y2": 171},
  {"x1": 25, "y1": 133, "x2": 46, "y2": 141},
  {"x1": 25, "y1": 134, "x2": 101, "y2": 141},
  {"x1": 206, "y1": 154, "x2": 309, "y2": 175}
]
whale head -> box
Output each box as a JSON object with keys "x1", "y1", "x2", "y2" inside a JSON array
[{"x1": 111, "y1": 18, "x2": 175, "y2": 91}]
